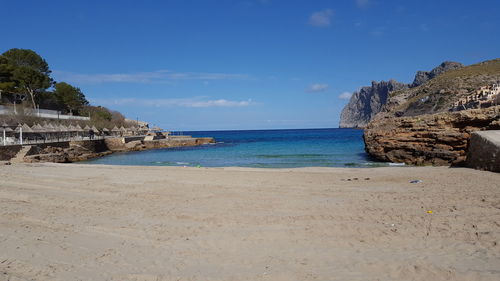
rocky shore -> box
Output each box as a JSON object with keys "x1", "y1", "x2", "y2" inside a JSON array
[
  {"x1": 363, "y1": 106, "x2": 500, "y2": 165},
  {"x1": 0, "y1": 136, "x2": 215, "y2": 163}
]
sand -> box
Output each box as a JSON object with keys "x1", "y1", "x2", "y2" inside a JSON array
[{"x1": 0, "y1": 163, "x2": 499, "y2": 280}]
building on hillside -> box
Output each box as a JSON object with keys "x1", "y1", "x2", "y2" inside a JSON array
[{"x1": 451, "y1": 83, "x2": 500, "y2": 111}]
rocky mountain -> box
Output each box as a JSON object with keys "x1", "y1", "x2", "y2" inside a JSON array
[
  {"x1": 410, "y1": 61, "x2": 463, "y2": 87},
  {"x1": 377, "y1": 59, "x2": 500, "y2": 119},
  {"x1": 339, "y1": 80, "x2": 408, "y2": 128},
  {"x1": 339, "y1": 61, "x2": 464, "y2": 128}
]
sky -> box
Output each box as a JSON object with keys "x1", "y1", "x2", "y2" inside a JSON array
[{"x1": 2, "y1": 0, "x2": 499, "y2": 130}]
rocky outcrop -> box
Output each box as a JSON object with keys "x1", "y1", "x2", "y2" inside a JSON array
[
  {"x1": 19, "y1": 136, "x2": 216, "y2": 163},
  {"x1": 24, "y1": 140, "x2": 112, "y2": 163},
  {"x1": 410, "y1": 61, "x2": 463, "y2": 87},
  {"x1": 339, "y1": 80, "x2": 408, "y2": 128},
  {"x1": 363, "y1": 106, "x2": 500, "y2": 165},
  {"x1": 466, "y1": 130, "x2": 500, "y2": 172},
  {"x1": 339, "y1": 61, "x2": 463, "y2": 128}
]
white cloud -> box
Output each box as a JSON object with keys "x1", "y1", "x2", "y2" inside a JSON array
[
  {"x1": 309, "y1": 9, "x2": 334, "y2": 27},
  {"x1": 91, "y1": 97, "x2": 255, "y2": 108},
  {"x1": 339, "y1": 92, "x2": 353, "y2": 100},
  {"x1": 356, "y1": 0, "x2": 370, "y2": 8},
  {"x1": 307, "y1": 83, "x2": 329, "y2": 93},
  {"x1": 52, "y1": 70, "x2": 250, "y2": 84}
]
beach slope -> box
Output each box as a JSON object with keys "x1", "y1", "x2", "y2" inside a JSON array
[{"x1": 0, "y1": 163, "x2": 499, "y2": 280}]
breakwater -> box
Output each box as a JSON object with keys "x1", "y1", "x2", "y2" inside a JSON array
[{"x1": 0, "y1": 136, "x2": 215, "y2": 163}]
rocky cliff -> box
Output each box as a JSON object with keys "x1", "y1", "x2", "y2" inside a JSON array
[
  {"x1": 364, "y1": 106, "x2": 500, "y2": 165},
  {"x1": 339, "y1": 61, "x2": 463, "y2": 128},
  {"x1": 339, "y1": 80, "x2": 408, "y2": 128},
  {"x1": 410, "y1": 61, "x2": 463, "y2": 87}
]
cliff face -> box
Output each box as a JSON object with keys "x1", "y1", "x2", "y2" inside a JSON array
[
  {"x1": 339, "y1": 80, "x2": 408, "y2": 128},
  {"x1": 339, "y1": 61, "x2": 463, "y2": 128},
  {"x1": 410, "y1": 61, "x2": 464, "y2": 87},
  {"x1": 364, "y1": 106, "x2": 500, "y2": 165}
]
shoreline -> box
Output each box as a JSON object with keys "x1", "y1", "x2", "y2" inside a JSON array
[
  {"x1": 1, "y1": 163, "x2": 499, "y2": 280},
  {"x1": 0, "y1": 135, "x2": 215, "y2": 163}
]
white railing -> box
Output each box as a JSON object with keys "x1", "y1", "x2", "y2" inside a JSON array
[
  {"x1": 0, "y1": 135, "x2": 108, "y2": 146},
  {"x1": 0, "y1": 105, "x2": 90, "y2": 121}
]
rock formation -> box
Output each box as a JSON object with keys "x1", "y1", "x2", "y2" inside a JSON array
[
  {"x1": 410, "y1": 61, "x2": 464, "y2": 87},
  {"x1": 339, "y1": 80, "x2": 408, "y2": 128},
  {"x1": 363, "y1": 106, "x2": 500, "y2": 165},
  {"x1": 339, "y1": 61, "x2": 463, "y2": 128}
]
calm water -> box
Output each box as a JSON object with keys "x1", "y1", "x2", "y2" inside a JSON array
[{"x1": 83, "y1": 128, "x2": 387, "y2": 168}]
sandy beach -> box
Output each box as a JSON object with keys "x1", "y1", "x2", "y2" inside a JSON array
[{"x1": 0, "y1": 163, "x2": 499, "y2": 280}]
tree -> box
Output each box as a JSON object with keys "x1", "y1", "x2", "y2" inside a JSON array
[
  {"x1": 53, "y1": 82, "x2": 89, "y2": 114},
  {"x1": 2, "y1": 48, "x2": 53, "y2": 109},
  {"x1": 0, "y1": 56, "x2": 16, "y2": 93}
]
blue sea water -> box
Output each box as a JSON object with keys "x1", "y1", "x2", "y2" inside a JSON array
[{"x1": 83, "y1": 128, "x2": 386, "y2": 168}]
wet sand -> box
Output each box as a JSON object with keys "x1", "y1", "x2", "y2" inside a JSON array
[{"x1": 0, "y1": 163, "x2": 499, "y2": 280}]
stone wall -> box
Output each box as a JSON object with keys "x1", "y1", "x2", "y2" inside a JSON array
[
  {"x1": 364, "y1": 106, "x2": 500, "y2": 165},
  {"x1": 144, "y1": 138, "x2": 198, "y2": 149},
  {"x1": 195, "y1": 137, "x2": 216, "y2": 145},
  {"x1": 104, "y1": 138, "x2": 127, "y2": 151},
  {"x1": 123, "y1": 136, "x2": 145, "y2": 143},
  {"x1": 466, "y1": 131, "x2": 500, "y2": 172}
]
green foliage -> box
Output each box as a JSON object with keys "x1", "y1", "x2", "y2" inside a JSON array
[
  {"x1": 54, "y1": 82, "x2": 89, "y2": 114},
  {"x1": 80, "y1": 106, "x2": 128, "y2": 129},
  {"x1": 2, "y1": 48, "x2": 51, "y2": 76},
  {"x1": 12, "y1": 66, "x2": 52, "y2": 91},
  {"x1": 0, "y1": 56, "x2": 16, "y2": 92},
  {"x1": 81, "y1": 106, "x2": 112, "y2": 121},
  {"x1": 1, "y1": 48, "x2": 54, "y2": 108}
]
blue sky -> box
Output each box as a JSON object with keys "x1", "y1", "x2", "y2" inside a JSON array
[{"x1": 2, "y1": 0, "x2": 499, "y2": 130}]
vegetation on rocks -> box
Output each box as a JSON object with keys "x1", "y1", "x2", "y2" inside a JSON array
[{"x1": 382, "y1": 59, "x2": 500, "y2": 118}]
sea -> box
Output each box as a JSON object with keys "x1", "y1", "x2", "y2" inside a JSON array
[{"x1": 83, "y1": 128, "x2": 390, "y2": 168}]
